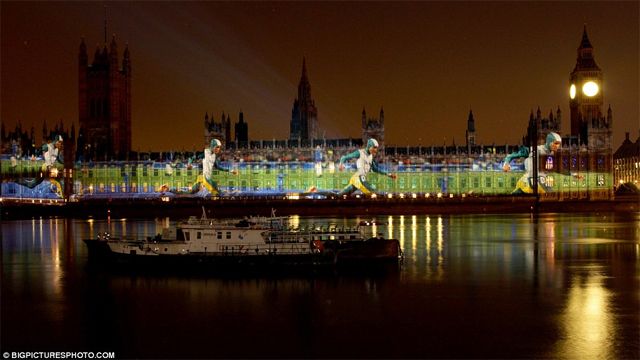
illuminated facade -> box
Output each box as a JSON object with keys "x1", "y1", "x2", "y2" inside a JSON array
[
  {"x1": 78, "y1": 36, "x2": 131, "y2": 160},
  {"x1": 614, "y1": 132, "x2": 640, "y2": 187},
  {"x1": 0, "y1": 28, "x2": 617, "y2": 201}
]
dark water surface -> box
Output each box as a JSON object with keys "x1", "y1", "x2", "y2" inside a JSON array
[{"x1": 2, "y1": 213, "x2": 639, "y2": 359}]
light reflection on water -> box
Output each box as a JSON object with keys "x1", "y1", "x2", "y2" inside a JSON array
[
  {"x1": 1, "y1": 212, "x2": 639, "y2": 359},
  {"x1": 556, "y1": 274, "x2": 614, "y2": 359}
]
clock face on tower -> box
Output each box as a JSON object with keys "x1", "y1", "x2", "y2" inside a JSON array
[
  {"x1": 582, "y1": 81, "x2": 599, "y2": 97},
  {"x1": 570, "y1": 84, "x2": 576, "y2": 99}
]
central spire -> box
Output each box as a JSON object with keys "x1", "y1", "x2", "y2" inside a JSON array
[
  {"x1": 290, "y1": 57, "x2": 318, "y2": 141},
  {"x1": 579, "y1": 24, "x2": 593, "y2": 49},
  {"x1": 301, "y1": 56, "x2": 308, "y2": 81},
  {"x1": 297, "y1": 57, "x2": 312, "y2": 103},
  {"x1": 574, "y1": 24, "x2": 599, "y2": 71}
]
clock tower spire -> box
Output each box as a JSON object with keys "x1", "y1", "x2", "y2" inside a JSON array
[{"x1": 569, "y1": 25, "x2": 609, "y2": 148}]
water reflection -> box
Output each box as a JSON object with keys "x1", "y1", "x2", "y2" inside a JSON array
[
  {"x1": 1, "y1": 212, "x2": 638, "y2": 359},
  {"x1": 555, "y1": 274, "x2": 614, "y2": 359}
]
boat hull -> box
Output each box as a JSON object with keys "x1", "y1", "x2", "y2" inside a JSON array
[{"x1": 83, "y1": 238, "x2": 400, "y2": 269}]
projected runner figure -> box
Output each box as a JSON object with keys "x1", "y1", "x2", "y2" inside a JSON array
[
  {"x1": 163, "y1": 139, "x2": 237, "y2": 196},
  {"x1": 336, "y1": 138, "x2": 396, "y2": 196},
  {"x1": 502, "y1": 132, "x2": 578, "y2": 194},
  {"x1": 15, "y1": 134, "x2": 64, "y2": 197}
]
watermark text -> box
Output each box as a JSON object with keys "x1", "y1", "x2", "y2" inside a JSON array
[{"x1": 3, "y1": 352, "x2": 115, "y2": 359}]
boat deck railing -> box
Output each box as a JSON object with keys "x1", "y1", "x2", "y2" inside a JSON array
[
  {"x1": 217, "y1": 242, "x2": 313, "y2": 255},
  {"x1": 182, "y1": 216, "x2": 290, "y2": 229},
  {"x1": 268, "y1": 227, "x2": 365, "y2": 243}
]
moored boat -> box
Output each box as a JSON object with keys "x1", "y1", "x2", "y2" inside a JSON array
[{"x1": 83, "y1": 214, "x2": 401, "y2": 268}]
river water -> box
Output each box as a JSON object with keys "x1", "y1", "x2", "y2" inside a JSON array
[{"x1": 2, "y1": 212, "x2": 638, "y2": 359}]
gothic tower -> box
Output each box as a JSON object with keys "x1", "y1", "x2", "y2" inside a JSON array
[
  {"x1": 361, "y1": 107, "x2": 385, "y2": 149},
  {"x1": 569, "y1": 26, "x2": 612, "y2": 149},
  {"x1": 524, "y1": 107, "x2": 561, "y2": 146},
  {"x1": 204, "y1": 112, "x2": 229, "y2": 147},
  {"x1": 565, "y1": 26, "x2": 613, "y2": 200},
  {"x1": 78, "y1": 35, "x2": 132, "y2": 159},
  {"x1": 235, "y1": 112, "x2": 249, "y2": 148},
  {"x1": 465, "y1": 110, "x2": 476, "y2": 147},
  {"x1": 290, "y1": 57, "x2": 318, "y2": 142}
]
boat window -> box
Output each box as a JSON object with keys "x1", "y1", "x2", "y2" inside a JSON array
[
  {"x1": 197, "y1": 232, "x2": 201, "y2": 239},
  {"x1": 185, "y1": 231, "x2": 190, "y2": 241},
  {"x1": 226, "y1": 232, "x2": 231, "y2": 239}
]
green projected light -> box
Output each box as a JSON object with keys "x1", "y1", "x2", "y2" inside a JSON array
[{"x1": 0, "y1": 159, "x2": 613, "y2": 199}]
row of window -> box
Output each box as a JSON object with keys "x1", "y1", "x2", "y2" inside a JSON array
[
  {"x1": 184, "y1": 231, "x2": 234, "y2": 241},
  {"x1": 74, "y1": 173, "x2": 608, "y2": 195}
]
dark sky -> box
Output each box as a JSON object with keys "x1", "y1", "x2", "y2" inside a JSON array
[{"x1": 2, "y1": 1, "x2": 638, "y2": 151}]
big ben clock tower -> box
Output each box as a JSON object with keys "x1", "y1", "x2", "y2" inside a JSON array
[
  {"x1": 569, "y1": 26, "x2": 612, "y2": 149},
  {"x1": 566, "y1": 26, "x2": 613, "y2": 200}
]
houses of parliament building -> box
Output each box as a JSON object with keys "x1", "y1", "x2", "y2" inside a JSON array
[{"x1": 1, "y1": 27, "x2": 623, "y2": 200}]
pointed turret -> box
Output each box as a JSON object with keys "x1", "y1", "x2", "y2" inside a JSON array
[
  {"x1": 379, "y1": 107, "x2": 384, "y2": 125},
  {"x1": 122, "y1": 44, "x2": 131, "y2": 74},
  {"x1": 362, "y1": 107, "x2": 367, "y2": 128},
  {"x1": 101, "y1": 45, "x2": 109, "y2": 64},
  {"x1": 109, "y1": 34, "x2": 118, "y2": 58},
  {"x1": 301, "y1": 56, "x2": 308, "y2": 81},
  {"x1": 79, "y1": 38, "x2": 88, "y2": 67},
  {"x1": 580, "y1": 25, "x2": 593, "y2": 49},
  {"x1": 42, "y1": 120, "x2": 48, "y2": 141},
  {"x1": 467, "y1": 110, "x2": 475, "y2": 132},
  {"x1": 93, "y1": 45, "x2": 101, "y2": 65}
]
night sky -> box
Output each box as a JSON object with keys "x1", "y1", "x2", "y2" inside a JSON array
[{"x1": 2, "y1": 1, "x2": 638, "y2": 151}]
